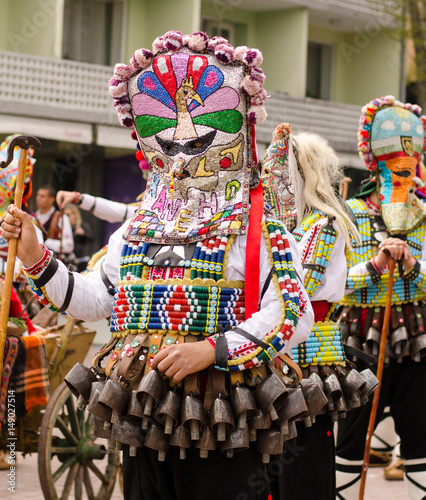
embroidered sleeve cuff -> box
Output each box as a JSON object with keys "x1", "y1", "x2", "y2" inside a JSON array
[
  {"x1": 404, "y1": 259, "x2": 421, "y2": 281},
  {"x1": 366, "y1": 260, "x2": 382, "y2": 284},
  {"x1": 22, "y1": 245, "x2": 52, "y2": 276},
  {"x1": 206, "y1": 335, "x2": 217, "y2": 349},
  {"x1": 370, "y1": 257, "x2": 383, "y2": 275}
]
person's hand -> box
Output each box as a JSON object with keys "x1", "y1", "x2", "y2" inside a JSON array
[
  {"x1": 375, "y1": 238, "x2": 415, "y2": 269},
  {"x1": 57, "y1": 190, "x2": 79, "y2": 209},
  {"x1": 1, "y1": 205, "x2": 44, "y2": 267},
  {"x1": 151, "y1": 340, "x2": 215, "y2": 384}
]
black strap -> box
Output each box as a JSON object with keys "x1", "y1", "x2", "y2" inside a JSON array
[
  {"x1": 343, "y1": 344, "x2": 377, "y2": 365},
  {"x1": 215, "y1": 331, "x2": 229, "y2": 369},
  {"x1": 101, "y1": 265, "x2": 115, "y2": 296},
  {"x1": 259, "y1": 267, "x2": 274, "y2": 308},
  {"x1": 33, "y1": 257, "x2": 59, "y2": 288},
  {"x1": 58, "y1": 271, "x2": 74, "y2": 313},
  {"x1": 232, "y1": 327, "x2": 270, "y2": 351}
]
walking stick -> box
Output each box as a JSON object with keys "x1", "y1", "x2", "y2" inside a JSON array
[
  {"x1": 0, "y1": 136, "x2": 41, "y2": 369},
  {"x1": 358, "y1": 258, "x2": 395, "y2": 500}
]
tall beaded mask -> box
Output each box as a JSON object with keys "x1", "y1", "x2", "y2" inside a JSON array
[
  {"x1": 110, "y1": 31, "x2": 268, "y2": 244},
  {"x1": 358, "y1": 95, "x2": 426, "y2": 234}
]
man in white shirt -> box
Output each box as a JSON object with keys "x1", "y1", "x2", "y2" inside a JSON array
[{"x1": 35, "y1": 185, "x2": 74, "y2": 258}]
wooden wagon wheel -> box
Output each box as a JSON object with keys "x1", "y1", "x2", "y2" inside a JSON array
[{"x1": 38, "y1": 382, "x2": 120, "y2": 500}]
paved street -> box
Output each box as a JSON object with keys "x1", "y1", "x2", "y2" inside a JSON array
[{"x1": 0, "y1": 333, "x2": 408, "y2": 499}]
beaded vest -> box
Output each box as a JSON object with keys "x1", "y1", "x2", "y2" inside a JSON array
[{"x1": 340, "y1": 198, "x2": 426, "y2": 307}]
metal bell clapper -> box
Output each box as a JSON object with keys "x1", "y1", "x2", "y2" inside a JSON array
[
  {"x1": 87, "y1": 380, "x2": 112, "y2": 424},
  {"x1": 155, "y1": 390, "x2": 182, "y2": 435},
  {"x1": 230, "y1": 384, "x2": 257, "y2": 430},
  {"x1": 334, "y1": 393, "x2": 347, "y2": 419},
  {"x1": 111, "y1": 414, "x2": 145, "y2": 457},
  {"x1": 299, "y1": 379, "x2": 328, "y2": 427},
  {"x1": 254, "y1": 373, "x2": 289, "y2": 421},
  {"x1": 64, "y1": 362, "x2": 98, "y2": 411},
  {"x1": 220, "y1": 428, "x2": 249, "y2": 458},
  {"x1": 170, "y1": 425, "x2": 191, "y2": 460},
  {"x1": 97, "y1": 379, "x2": 130, "y2": 425},
  {"x1": 275, "y1": 387, "x2": 308, "y2": 435},
  {"x1": 195, "y1": 426, "x2": 217, "y2": 458},
  {"x1": 136, "y1": 369, "x2": 166, "y2": 419},
  {"x1": 181, "y1": 394, "x2": 207, "y2": 441},
  {"x1": 144, "y1": 421, "x2": 170, "y2": 462},
  {"x1": 255, "y1": 428, "x2": 284, "y2": 464},
  {"x1": 209, "y1": 396, "x2": 235, "y2": 442},
  {"x1": 248, "y1": 409, "x2": 271, "y2": 442},
  {"x1": 283, "y1": 420, "x2": 298, "y2": 441}
]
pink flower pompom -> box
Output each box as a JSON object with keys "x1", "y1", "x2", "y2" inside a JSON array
[
  {"x1": 188, "y1": 31, "x2": 209, "y2": 52},
  {"x1": 243, "y1": 49, "x2": 263, "y2": 68},
  {"x1": 109, "y1": 78, "x2": 128, "y2": 98},
  {"x1": 208, "y1": 36, "x2": 228, "y2": 50},
  {"x1": 113, "y1": 99, "x2": 131, "y2": 112},
  {"x1": 152, "y1": 36, "x2": 165, "y2": 54},
  {"x1": 247, "y1": 105, "x2": 267, "y2": 125},
  {"x1": 132, "y1": 48, "x2": 154, "y2": 70},
  {"x1": 182, "y1": 34, "x2": 190, "y2": 46},
  {"x1": 240, "y1": 75, "x2": 261, "y2": 96},
  {"x1": 251, "y1": 88, "x2": 268, "y2": 106},
  {"x1": 163, "y1": 30, "x2": 183, "y2": 51},
  {"x1": 139, "y1": 160, "x2": 150, "y2": 171},
  {"x1": 113, "y1": 63, "x2": 132, "y2": 82},
  {"x1": 234, "y1": 46, "x2": 248, "y2": 61},
  {"x1": 117, "y1": 109, "x2": 133, "y2": 128},
  {"x1": 214, "y1": 43, "x2": 235, "y2": 64},
  {"x1": 250, "y1": 68, "x2": 266, "y2": 85}
]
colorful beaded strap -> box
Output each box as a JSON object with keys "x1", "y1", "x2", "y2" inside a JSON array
[
  {"x1": 291, "y1": 321, "x2": 346, "y2": 366},
  {"x1": 119, "y1": 236, "x2": 231, "y2": 281},
  {"x1": 110, "y1": 283, "x2": 245, "y2": 337}
]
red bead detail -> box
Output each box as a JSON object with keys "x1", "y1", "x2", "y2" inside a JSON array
[
  {"x1": 156, "y1": 158, "x2": 164, "y2": 168},
  {"x1": 219, "y1": 157, "x2": 232, "y2": 169}
]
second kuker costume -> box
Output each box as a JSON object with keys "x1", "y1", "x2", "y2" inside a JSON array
[
  {"x1": 20, "y1": 32, "x2": 316, "y2": 499},
  {"x1": 336, "y1": 96, "x2": 426, "y2": 499},
  {"x1": 260, "y1": 123, "x2": 378, "y2": 499}
]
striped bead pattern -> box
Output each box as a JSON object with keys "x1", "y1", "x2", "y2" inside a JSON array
[
  {"x1": 291, "y1": 322, "x2": 346, "y2": 366},
  {"x1": 341, "y1": 199, "x2": 426, "y2": 306},
  {"x1": 110, "y1": 284, "x2": 245, "y2": 336}
]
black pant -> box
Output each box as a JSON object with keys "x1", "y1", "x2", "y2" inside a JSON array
[
  {"x1": 337, "y1": 358, "x2": 426, "y2": 461},
  {"x1": 268, "y1": 414, "x2": 336, "y2": 500},
  {"x1": 122, "y1": 445, "x2": 270, "y2": 500}
]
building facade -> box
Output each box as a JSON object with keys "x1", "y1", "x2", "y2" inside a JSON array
[{"x1": 0, "y1": 0, "x2": 402, "y2": 243}]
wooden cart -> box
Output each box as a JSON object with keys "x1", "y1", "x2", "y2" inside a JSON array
[{"x1": 1, "y1": 318, "x2": 120, "y2": 500}]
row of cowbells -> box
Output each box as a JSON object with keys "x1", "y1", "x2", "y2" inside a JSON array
[{"x1": 64, "y1": 362, "x2": 378, "y2": 463}]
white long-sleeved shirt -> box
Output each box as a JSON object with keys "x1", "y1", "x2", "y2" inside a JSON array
[
  {"x1": 79, "y1": 194, "x2": 137, "y2": 224},
  {"x1": 36, "y1": 207, "x2": 74, "y2": 255},
  {"x1": 30, "y1": 220, "x2": 314, "y2": 360}
]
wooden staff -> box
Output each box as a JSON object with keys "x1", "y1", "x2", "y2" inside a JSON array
[
  {"x1": 358, "y1": 258, "x2": 395, "y2": 499},
  {"x1": 0, "y1": 135, "x2": 41, "y2": 369}
]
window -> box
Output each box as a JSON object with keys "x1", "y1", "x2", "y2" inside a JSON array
[
  {"x1": 202, "y1": 18, "x2": 235, "y2": 46},
  {"x1": 306, "y1": 41, "x2": 332, "y2": 101},
  {"x1": 62, "y1": 0, "x2": 125, "y2": 66}
]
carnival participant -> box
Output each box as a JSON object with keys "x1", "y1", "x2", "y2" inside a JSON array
[
  {"x1": 1, "y1": 31, "x2": 314, "y2": 499},
  {"x1": 335, "y1": 95, "x2": 426, "y2": 499},
  {"x1": 35, "y1": 185, "x2": 74, "y2": 259},
  {"x1": 261, "y1": 124, "x2": 369, "y2": 500}
]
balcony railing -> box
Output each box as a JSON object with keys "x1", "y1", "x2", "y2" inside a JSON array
[
  {"x1": 0, "y1": 51, "x2": 361, "y2": 154},
  {"x1": 257, "y1": 92, "x2": 360, "y2": 153}
]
